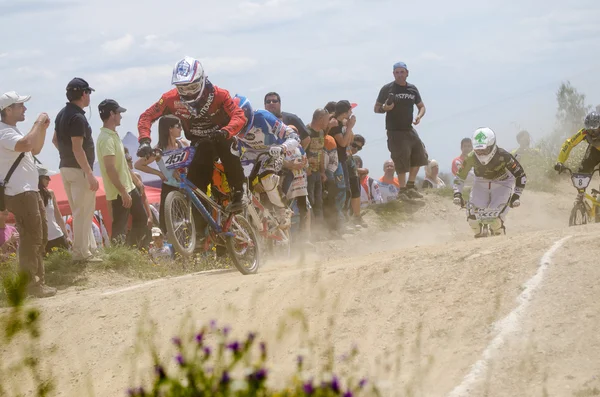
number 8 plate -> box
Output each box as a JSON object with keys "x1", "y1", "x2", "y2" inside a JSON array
[
  {"x1": 571, "y1": 173, "x2": 592, "y2": 189},
  {"x1": 163, "y1": 146, "x2": 196, "y2": 170}
]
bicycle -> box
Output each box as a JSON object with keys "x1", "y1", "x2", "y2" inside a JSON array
[
  {"x1": 162, "y1": 145, "x2": 261, "y2": 275},
  {"x1": 243, "y1": 152, "x2": 292, "y2": 259},
  {"x1": 561, "y1": 167, "x2": 600, "y2": 226},
  {"x1": 461, "y1": 202, "x2": 507, "y2": 238}
]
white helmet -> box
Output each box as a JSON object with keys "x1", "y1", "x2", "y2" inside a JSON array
[
  {"x1": 472, "y1": 127, "x2": 497, "y2": 165},
  {"x1": 171, "y1": 56, "x2": 207, "y2": 106}
]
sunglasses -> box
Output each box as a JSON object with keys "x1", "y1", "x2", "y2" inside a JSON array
[
  {"x1": 84, "y1": 89, "x2": 92, "y2": 94},
  {"x1": 265, "y1": 99, "x2": 280, "y2": 104},
  {"x1": 351, "y1": 142, "x2": 363, "y2": 151}
]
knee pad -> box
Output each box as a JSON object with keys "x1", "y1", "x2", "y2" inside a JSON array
[{"x1": 260, "y1": 173, "x2": 285, "y2": 208}]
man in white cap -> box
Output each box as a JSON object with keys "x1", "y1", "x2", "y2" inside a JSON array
[{"x1": 0, "y1": 91, "x2": 56, "y2": 298}]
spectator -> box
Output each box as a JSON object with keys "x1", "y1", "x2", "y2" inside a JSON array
[
  {"x1": 329, "y1": 100, "x2": 356, "y2": 220},
  {"x1": 379, "y1": 160, "x2": 401, "y2": 203},
  {"x1": 511, "y1": 130, "x2": 541, "y2": 162},
  {"x1": 347, "y1": 134, "x2": 367, "y2": 227},
  {"x1": 355, "y1": 156, "x2": 382, "y2": 207},
  {"x1": 322, "y1": 132, "x2": 346, "y2": 237},
  {"x1": 374, "y1": 61, "x2": 427, "y2": 201},
  {"x1": 264, "y1": 92, "x2": 311, "y2": 149},
  {"x1": 305, "y1": 108, "x2": 329, "y2": 225},
  {"x1": 96, "y1": 99, "x2": 148, "y2": 248},
  {"x1": 0, "y1": 209, "x2": 19, "y2": 259},
  {"x1": 53, "y1": 78, "x2": 102, "y2": 263},
  {"x1": 452, "y1": 138, "x2": 473, "y2": 176},
  {"x1": 134, "y1": 115, "x2": 188, "y2": 233},
  {"x1": 38, "y1": 166, "x2": 71, "y2": 254},
  {"x1": 125, "y1": 147, "x2": 154, "y2": 233},
  {"x1": 324, "y1": 101, "x2": 337, "y2": 115},
  {"x1": 149, "y1": 227, "x2": 174, "y2": 262},
  {"x1": 422, "y1": 159, "x2": 446, "y2": 189},
  {"x1": 282, "y1": 127, "x2": 311, "y2": 245},
  {"x1": 0, "y1": 91, "x2": 56, "y2": 297}
]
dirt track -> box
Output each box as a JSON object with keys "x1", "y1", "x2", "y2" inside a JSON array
[{"x1": 3, "y1": 187, "x2": 600, "y2": 397}]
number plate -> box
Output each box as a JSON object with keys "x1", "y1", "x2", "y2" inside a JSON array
[
  {"x1": 473, "y1": 208, "x2": 501, "y2": 221},
  {"x1": 163, "y1": 147, "x2": 196, "y2": 170},
  {"x1": 571, "y1": 173, "x2": 592, "y2": 189}
]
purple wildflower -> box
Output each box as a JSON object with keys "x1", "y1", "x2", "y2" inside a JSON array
[
  {"x1": 195, "y1": 332, "x2": 204, "y2": 344},
  {"x1": 220, "y1": 371, "x2": 231, "y2": 385},
  {"x1": 343, "y1": 391, "x2": 353, "y2": 397},
  {"x1": 210, "y1": 319, "x2": 217, "y2": 329},
  {"x1": 175, "y1": 354, "x2": 185, "y2": 366},
  {"x1": 137, "y1": 387, "x2": 146, "y2": 396},
  {"x1": 223, "y1": 326, "x2": 231, "y2": 336},
  {"x1": 171, "y1": 336, "x2": 182, "y2": 347},
  {"x1": 247, "y1": 367, "x2": 268, "y2": 382},
  {"x1": 227, "y1": 341, "x2": 241, "y2": 353},
  {"x1": 247, "y1": 332, "x2": 256, "y2": 343},
  {"x1": 154, "y1": 365, "x2": 166, "y2": 380},
  {"x1": 203, "y1": 346, "x2": 212, "y2": 358},
  {"x1": 126, "y1": 388, "x2": 136, "y2": 396},
  {"x1": 260, "y1": 342, "x2": 267, "y2": 359},
  {"x1": 331, "y1": 376, "x2": 341, "y2": 393},
  {"x1": 303, "y1": 381, "x2": 315, "y2": 394},
  {"x1": 358, "y1": 379, "x2": 367, "y2": 389},
  {"x1": 297, "y1": 355, "x2": 304, "y2": 367}
]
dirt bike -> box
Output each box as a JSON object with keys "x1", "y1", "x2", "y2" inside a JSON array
[
  {"x1": 561, "y1": 167, "x2": 600, "y2": 226},
  {"x1": 243, "y1": 152, "x2": 292, "y2": 259}
]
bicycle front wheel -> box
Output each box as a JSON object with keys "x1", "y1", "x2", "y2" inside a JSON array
[
  {"x1": 569, "y1": 202, "x2": 588, "y2": 227},
  {"x1": 226, "y1": 214, "x2": 261, "y2": 275},
  {"x1": 165, "y1": 190, "x2": 196, "y2": 257}
]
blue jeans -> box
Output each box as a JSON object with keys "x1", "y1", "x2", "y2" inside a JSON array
[{"x1": 307, "y1": 172, "x2": 323, "y2": 220}]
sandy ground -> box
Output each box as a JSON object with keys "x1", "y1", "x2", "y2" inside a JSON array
[{"x1": 3, "y1": 185, "x2": 599, "y2": 397}]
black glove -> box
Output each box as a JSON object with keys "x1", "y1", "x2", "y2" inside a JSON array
[
  {"x1": 509, "y1": 193, "x2": 521, "y2": 208},
  {"x1": 211, "y1": 130, "x2": 229, "y2": 142},
  {"x1": 137, "y1": 138, "x2": 153, "y2": 158},
  {"x1": 554, "y1": 162, "x2": 565, "y2": 173},
  {"x1": 453, "y1": 192, "x2": 464, "y2": 207}
]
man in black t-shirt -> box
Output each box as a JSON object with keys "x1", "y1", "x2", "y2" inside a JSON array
[
  {"x1": 53, "y1": 77, "x2": 102, "y2": 263},
  {"x1": 264, "y1": 92, "x2": 310, "y2": 149},
  {"x1": 374, "y1": 62, "x2": 427, "y2": 200}
]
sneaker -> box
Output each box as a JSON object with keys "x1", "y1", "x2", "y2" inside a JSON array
[
  {"x1": 28, "y1": 283, "x2": 57, "y2": 298},
  {"x1": 353, "y1": 215, "x2": 368, "y2": 228},
  {"x1": 404, "y1": 188, "x2": 424, "y2": 199},
  {"x1": 396, "y1": 192, "x2": 413, "y2": 202}
]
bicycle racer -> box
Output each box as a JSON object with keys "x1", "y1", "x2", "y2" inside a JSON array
[
  {"x1": 453, "y1": 127, "x2": 527, "y2": 237},
  {"x1": 554, "y1": 111, "x2": 600, "y2": 174},
  {"x1": 136, "y1": 56, "x2": 247, "y2": 213},
  {"x1": 232, "y1": 94, "x2": 301, "y2": 229}
]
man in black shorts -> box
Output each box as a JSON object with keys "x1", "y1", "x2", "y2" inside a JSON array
[{"x1": 374, "y1": 61, "x2": 427, "y2": 200}]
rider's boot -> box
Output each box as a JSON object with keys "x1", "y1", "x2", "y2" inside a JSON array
[
  {"x1": 490, "y1": 218, "x2": 504, "y2": 236},
  {"x1": 226, "y1": 190, "x2": 246, "y2": 213},
  {"x1": 468, "y1": 216, "x2": 483, "y2": 238}
]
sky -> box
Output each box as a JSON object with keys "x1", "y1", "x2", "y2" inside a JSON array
[{"x1": 3, "y1": 0, "x2": 600, "y2": 179}]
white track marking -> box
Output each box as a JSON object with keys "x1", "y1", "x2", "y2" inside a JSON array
[{"x1": 447, "y1": 236, "x2": 571, "y2": 397}]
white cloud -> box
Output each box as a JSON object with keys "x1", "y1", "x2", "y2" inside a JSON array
[
  {"x1": 89, "y1": 65, "x2": 171, "y2": 92},
  {"x1": 101, "y1": 34, "x2": 135, "y2": 55},
  {"x1": 16, "y1": 66, "x2": 56, "y2": 80},
  {"x1": 201, "y1": 57, "x2": 259, "y2": 73},
  {"x1": 141, "y1": 35, "x2": 182, "y2": 53}
]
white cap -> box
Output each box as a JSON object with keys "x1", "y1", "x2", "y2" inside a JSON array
[
  {"x1": 151, "y1": 227, "x2": 163, "y2": 237},
  {"x1": 37, "y1": 165, "x2": 58, "y2": 177},
  {"x1": 0, "y1": 91, "x2": 31, "y2": 111}
]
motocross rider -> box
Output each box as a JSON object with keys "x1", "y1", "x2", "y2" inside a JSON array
[
  {"x1": 232, "y1": 94, "x2": 301, "y2": 229},
  {"x1": 554, "y1": 111, "x2": 600, "y2": 174},
  {"x1": 453, "y1": 127, "x2": 527, "y2": 237},
  {"x1": 136, "y1": 56, "x2": 247, "y2": 215}
]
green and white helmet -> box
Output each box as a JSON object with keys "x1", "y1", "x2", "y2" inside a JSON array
[{"x1": 472, "y1": 127, "x2": 497, "y2": 165}]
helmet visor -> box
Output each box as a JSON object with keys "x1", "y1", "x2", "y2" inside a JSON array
[{"x1": 176, "y1": 82, "x2": 202, "y2": 100}]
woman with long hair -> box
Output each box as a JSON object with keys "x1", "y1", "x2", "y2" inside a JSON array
[
  {"x1": 134, "y1": 115, "x2": 188, "y2": 233},
  {"x1": 38, "y1": 167, "x2": 71, "y2": 253}
]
